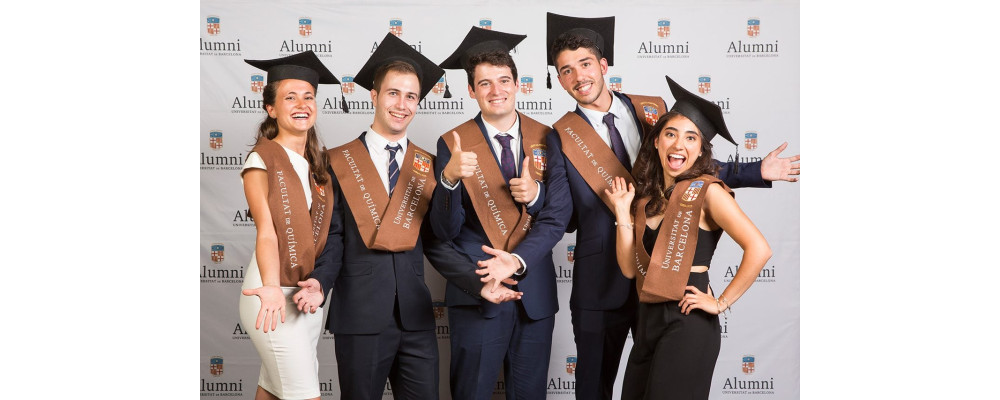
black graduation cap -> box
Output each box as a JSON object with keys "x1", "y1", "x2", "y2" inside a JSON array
[
  {"x1": 244, "y1": 50, "x2": 340, "y2": 89},
  {"x1": 245, "y1": 51, "x2": 348, "y2": 113},
  {"x1": 440, "y1": 26, "x2": 527, "y2": 70},
  {"x1": 664, "y1": 75, "x2": 736, "y2": 146},
  {"x1": 545, "y1": 12, "x2": 615, "y2": 89},
  {"x1": 354, "y1": 32, "x2": 445, "y2": 100}
]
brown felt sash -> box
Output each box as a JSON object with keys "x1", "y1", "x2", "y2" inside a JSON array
[
  {"x1": 442, "y1": 113, "x2": 549, "y2": 251},
  {"x1": 329, "y1": 138, "x2": 436, "y2": 252},
  {"x1": 634, "y1": 175, "x2": 728, "y2": 302},
  {"x1": 249, "y1": 138, "x2": 334, "y2": 286},
  {"x1": 626, "y1": 94, "x2": 667, "y2": 134},
  {"x1": 553, "y1": 112, "x2": 633, "y2": 212}
]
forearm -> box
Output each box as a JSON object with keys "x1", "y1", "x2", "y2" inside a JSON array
[
  {"x1": 717, "y1": 242, "x2": 772, "y2": 309},
  {"x1": 254, "y1": 235, "x2": 281, "y2": 286},
  {"x1": 614, "y1": 224, "x2": 638, "y2": 279}
]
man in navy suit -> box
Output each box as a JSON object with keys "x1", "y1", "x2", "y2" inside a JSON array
[
  {"x1": 542, "y1": 13, "x2": 801, "y2": 400},
  {"x1": 429, "y1": 27, "x2": 572, "y2": 400}
]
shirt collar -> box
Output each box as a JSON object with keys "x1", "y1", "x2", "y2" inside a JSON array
[
  {"x1": 482, "y1": 113, "x2": 521, "y2": 139},
  {"x1": 366, "y1": 126, "x2": 407, "y2": 153},
  {"x1": 578, "y1": 91, "x2": 628, "y2": 125}
]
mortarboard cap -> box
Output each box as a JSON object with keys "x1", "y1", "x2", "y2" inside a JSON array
[
  {"x1": 439, "y1": 26, "x2": 527, "y2": 70},
  {"x1": 354, "y1": 33, "x2": 444, "y2": 100},
  {"x1": 244, "y1": 50, "x2": 340, "y2": 90},
  {"x1": 545, "y1": 12, "x2": 616, "y2": 67},
  {"x1": 665, "y1": 75, "x2": 737, "y2": 146}
]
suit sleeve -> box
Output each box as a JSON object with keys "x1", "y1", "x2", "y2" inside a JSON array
[
  {"x1": 509, "y1": 130, "x2": 573, "y2": 274},
  {"x1": 715, "y1": 159, "x2": 771, "y2": 189},
  {"x1": 526, "y1": 180, "x2": 546, "y2": 215},
  {"x1": 430, "y1": 136, "x2": 466, "y2": 241},
  {"x1": 420, "y1": 220, "x2": 483, "y2": 299},
  {"x1": 308, "y1": 168, "x2": 345, "y2": 302}
]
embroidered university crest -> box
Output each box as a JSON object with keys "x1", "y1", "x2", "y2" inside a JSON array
[
  {"x1": 389, "y1": 18, "x2": 403, "y2": 36},
  {"x1": 299, "y1": 17, "x2": 312, "y2": 37},
  {"x1": 211, "y1": 243, "x2": 224, "y2": 263},
  {"x1": 207, "y1": 16, "x2": 220, "y2": 35},
  {"x1": 479, "y1": 18, "x2": 492, "y2": 30},
  {"x1": 747, "y1": 18, "x2": 760, "y2": 37},
  {"x1": 657, "y1": 19, "x2": 670, "y2": 38},
  {"x1": 210, "y1": 356, "x2": 224, "y2": 376},
  {"x1": 250, "y1": 74, "x2": 265, "y2": 93},
  {"x1": 532, "y1": 147, "x2": 547, "y2": 172},
  {"x1": 413, "y1": 152, "x2": 432, "y2": 174},
  {"x1": 567, "y1": 244, "x2": 575, "y2": 262},
  {"x1": 520, "y1": 76, "x2": 533, "y2": 94},
  {"x1": 698, "y1": 76, "x2": 711, "y2": 94},
  {"x1": 642, "y1": 104, "x2": 659, "y2": 126},
  {"x1": 608, "y1": 76, "x2": 622, "y2": 92},
  {"x1": 209, "y1": 131, "x2": 223, "y2": 150},
  {"x1": 341, "y1": 75, "x2": 355, "y2": 94},
  {"x1": 566, "y1": 355, "x2": 578, "y2": 374},
  {"x1": 432, "y1": 76, "x2": 446, "y2": 95},
  {"x1": 742, "y1": 355, "x2": 755, "y2": 374},
  {"x1": 313, "y1": 180, "x2": 326, "y2": 197},
  {"x1": 744, "y1": 132, "x2": 758, "y2": 150},
  {"x1": 682, "y1": 181, "x2": 704, "y2": 202}
]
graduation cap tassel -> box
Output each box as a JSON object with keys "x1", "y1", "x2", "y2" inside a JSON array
[
  {"x1": 733, "y1": 143, "x2": 740, "y2": 175},
  {"x1": 340, "y1": 86, "x2": 350, "y2": 113},
  {"x1": 546, "y1": 69, "x2": 552, "y2": 89},
  {"x1": 443, "y1": 84, "x2": 452, "y2": 98}
]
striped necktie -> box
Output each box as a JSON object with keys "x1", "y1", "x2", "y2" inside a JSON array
[{"x1": 386, "y1": 144, "x2": 401, "y2": 196}]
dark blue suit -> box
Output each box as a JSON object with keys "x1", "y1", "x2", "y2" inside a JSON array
[
  {"x1": 546, "y1": 92, "x2": 770, "y2": 400},
  {"x1": 310, "y1": 132, "x2": 471, "y2": 400},
  {"x1": 429, "y1": 114, "x2": 571, "y2": 400}
]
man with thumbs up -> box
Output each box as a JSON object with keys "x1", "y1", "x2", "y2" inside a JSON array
[{"x1": 429, "y1": 26, "x2": 572, "y2": 400}]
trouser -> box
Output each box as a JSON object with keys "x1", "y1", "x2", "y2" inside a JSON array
[{"x1": 570, "y1": 287, "x2": 638, "y2": 400}]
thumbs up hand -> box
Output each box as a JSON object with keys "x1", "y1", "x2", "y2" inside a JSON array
[
  {"x1": 443, "y1": 131, "x2": 478, "y2": 185},
  {"x1": 509, "y1": 155, "x2": 537, "y2": 204}
]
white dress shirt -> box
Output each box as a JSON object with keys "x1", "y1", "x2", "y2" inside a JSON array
[
  {"x1": 577, "y1": 92, "x2": 642, "y2": 164},
  {"x1": 364, "y1": 126, "x2": 407, "y2": 196}
]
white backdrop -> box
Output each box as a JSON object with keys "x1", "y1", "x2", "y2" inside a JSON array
[{"x1": 199, "y1": 1, "x2": 800, "y2": 398}]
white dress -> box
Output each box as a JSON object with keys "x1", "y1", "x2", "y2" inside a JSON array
[{"x1": 238, "y1": 147, "x2": 324, "y2": 399}]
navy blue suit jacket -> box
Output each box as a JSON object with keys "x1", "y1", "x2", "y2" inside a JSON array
[
  {"x1": 429, "y1": 113, "x2": 571, "y2": 320},
  {"x1": 310, "y1": 132, "x2": 471, "y2": 334},
  {"x1": 549, "y1": 91, "x2": 770, "y2": 311}
]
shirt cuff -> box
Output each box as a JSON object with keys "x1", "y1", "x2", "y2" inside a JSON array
[
  {"x1": 525, "y1": 180, "x2": 541, "y2": 207},
  {"x1": 511, "y1": 253, "x2": 527, "y2": 275},
  {"x1": 440, "y1": 171, "x2": 460, "y2": 190}
]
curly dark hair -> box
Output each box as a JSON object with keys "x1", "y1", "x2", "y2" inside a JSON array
[
  {"x1": 254, "y1": 80, "x2": 330, "y2": 185},
  {"x1": 549, "y1": 32, "x2": 602, "y2": 68},
  {"x1": 630, "y1": 111, "x2": 718, "y2": 217},
  {"x1": 464, "y1": 50, "x2": 518, "y2": 88}
]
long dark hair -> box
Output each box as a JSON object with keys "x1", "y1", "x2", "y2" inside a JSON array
[
  {"x1": 630, "y1": 111, "x2": 717, "y2": 217},
  {"x1": 254, "y1": 80, "x2": 330, "y2": 185}
]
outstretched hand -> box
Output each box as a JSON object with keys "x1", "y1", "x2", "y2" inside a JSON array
[
  {"x1": 292, "y1": 278, "x2": 324, "y2": 314},
  {"x1": 475, "y1": 245, "x2": 521, "y2": 292},
  {"x1": 241, "y1": 285, "x2": 286, "y2": 333},
  {"x1": 480, "y1": 279, "x2": 523, "y2": 304},
  {"x1": 760, "y1": 142, "x2": 800, "y2": 182},
  {"x1": 603, "y1": 176, "x2": 635, "y2": 220}
]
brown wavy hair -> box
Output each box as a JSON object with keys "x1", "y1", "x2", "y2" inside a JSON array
[
  {"x1": 464, "y1": 50, "x2": 518, "y2": 87},
  {"x1": 630, "y1": 111, "x2": 717, "y2": 217},
  {"x1": 254, "y1": 80, "x2": 330, "y2": 185}
]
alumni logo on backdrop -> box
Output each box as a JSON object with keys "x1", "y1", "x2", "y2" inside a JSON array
[
  {"x1": 389, "y1": 18, "x2": 403, "y2": 36},
  {"x1": 520, "y1": 76, "x2": 533, "y2": 95},
  {"x1": 278, "y1": 17, "x2": 333, "y2": 57},
  {"x1": 201, "y1": 242, "x2": 245, "y2": 284},
  {"x1": 723, "y1": 264, "x2": 776, "y2": 283},
  {"x1": 744, "y1": 131, "x2": 758, "y2": 150},
  {"x1": 209, "y1": 130, "x2": 223, "y2": 150},
  {"x1": 608, "y1": 76, "x2": 622, "y2": 92},
  {"x1": 637, "y1": 17, "x2": 690, "y2": 59},
  {"x1": 694, "y1": 75, "x2": 732, "y2": 116},
  {"x1": 298, "y1": 17, "x2": 312, "y2": 37},
  {"x1": 200, "y1": 15, "x2": 242, "y2": 56},
  {"x1": 432, "y1": 76, "x2": 446, "y2": 95},
  {"x1": 721, "y1": 354, "x2": 775, "y2": 395},
  {"x1": 342, "y1": 75, "x2": 355, "y2": 94},
  {"x1": 434, "y1": 299, "x2": 450, "y2": 339},
  {"x1": 211, "y1": 243, "x2": 225, "y2": 263},
  {"x1": 565, "y1": 355, "x2": 577, "y2": 374},
  {"x1": 567, "y1": 244, "x2": 575, "y2": 263},
  {"x1": 201, "y1": 355, "x2": 245, "y2": 396},
  {"x1": 250, "y1": 74, "x2": 264, "y2": 93},
  {"x1": 479, "y1": 18, "x2": 493, "y2": 30},
  {"x1": 727, "y1": 17, "x2": 780, "y2": 58},
  {"x1": 202, "y1": 131, "x2": 245, "y2": 170},
  {"x1": 698, "y1": 75, "x2": 711, "y2": 94}
]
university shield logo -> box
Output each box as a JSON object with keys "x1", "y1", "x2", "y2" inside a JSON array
[
  {"x1": 210, "y1": 356, "x2": 224, "y2": 376},
  {"x1": 389, "y1": 18, "x2": 403, "y2": 37},
  {"x1": 566, "y1": 355, "x2": 578, "y2": 374},
  {"x1": 532, "y1": 147, "x2": 546, "y2": 172},
  {"x1": 747, "y1": 18, "x2": 760, "y2": 37},
  {"x1": 413, "y1": 153, "x2": 432, "y2": 174},
  {"x1": 211, "y1": 243, "x2": 224, "y2": 263},
  {"x1": 744, "y1": 132, "x2": 758, "y2": 150},
  {"x1": 567, "y1": 244, "x2": 575, "y2": 263},
  {"x1": 682, "y1": 181, "x2": 704, "y2": 202},
  {"x1": 642, "y1": 104, "x2": 659, "y2": 126},
  {"x1": 520, "y1": 76, "x2": 533, "y2": 95},
  {"x1": 209, "y1": 130, "x2": 223, "y2": 150},
  {"x1": 742, "y1": 355, "x2": 755, "y2": 374},
  {"x1": 207, "y1": 16, "x2": 221, "y2": 35},
  {"x1": 608, "y1": 76, "x2": 622, "y2": 92},
  {"x1": 299, "y1": 17, "x2": 312, "y2": 37},
  {"x1": 479, "y1": 18, "x2": 493, "y2": 30},
  {"x1": 432, "y1": 300, "x2": 446, "y2": 320},
  {"x1": 432, "y1": 76, "x2": 446, "y2": 95},
  {"x1": 313, "y1": 180, "x2": 326, "y2": 197},
  {"x1": 698, "y1": 76, "x2": 711, "y2": 94},
  {"x1": 342, "y1": 75, "x2": 355, "y2": 94},
  {"x1": 657, "y1": 19, "x2": 670, "y2": 38},
  {"x1": 251, "y1": 74, "x2": 265, "y2": 93}
]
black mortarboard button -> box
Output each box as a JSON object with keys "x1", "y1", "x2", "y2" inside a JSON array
[
  {"x1": 665, "y1": 75, "x2": 739, "y2": 171},
  {"x1": 545, "y1": 12, "x2": 616, "y2": 67},
  {"x1": 244, "y1": 50, "x2": 340, "y2": 90},
  {"x1": 354, "y1": 32, "x2": 444, "y2": 100},
  {"x1": 439, "y1": 26, "x2": 527, "y2": 71}
]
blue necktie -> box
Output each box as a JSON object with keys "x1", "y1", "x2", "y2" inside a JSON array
[
  {"x1": 495, "y1": 133, "x2": 516, "y2": 182},
  {"x1": 603, "y1": 112, "x2": 631, "y2": 171},
  {"x1": 386, "y1": 144, "x2": 401, "y2": 196}
]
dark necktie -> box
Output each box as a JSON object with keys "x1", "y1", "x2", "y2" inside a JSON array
[
  {"x1": 603, "y1": 112, "x2": 631, "y2": 170},
  {"x1": 494, "y1": 133, "x2": 516, "y2": 182},
  {"x1": 386, "y1": 144, "x2": 401, "y2": 196}
]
